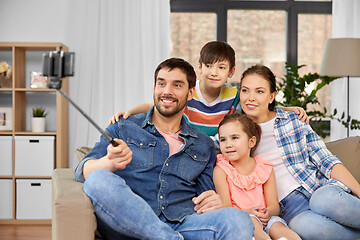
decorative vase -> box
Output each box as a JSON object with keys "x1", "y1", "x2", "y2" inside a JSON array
[
  {"x1": 0, "y1": 75, "x2": 12, "y2": 88},
  {"x1": 31, "y1": 117, "x2": 45, "y2": 132}
]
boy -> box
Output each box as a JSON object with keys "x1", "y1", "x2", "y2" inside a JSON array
[{"x1": 109, "y1": 41, "x2": 307, "y2": 139}]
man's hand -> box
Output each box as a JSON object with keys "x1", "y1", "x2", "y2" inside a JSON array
[
  {"x1": 83, "y1": 138, "x2": 133, "y2": 179},
  {"x1": 106, "y1": 138, "x2": 133, "y2": 171},
  {"x1": 192, "y1": 190, "x2": 223, "y2": 214}
]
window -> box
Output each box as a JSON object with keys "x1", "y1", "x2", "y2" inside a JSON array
[
  {"x1": 171, "y1": 12, "x2": 216, "y2": 76},
  {"x1": 298, "y1": 14, "x2": 332, "y2": 74},
  {"x1": 170, "y1": 0, "x2": 332, "y2": 108},
  {"x1": 228, "y1": 10, "x2": 286, "y2": 83},
  {"x1": 298, "y1": 13, "x2": 332, "y2": 112}
]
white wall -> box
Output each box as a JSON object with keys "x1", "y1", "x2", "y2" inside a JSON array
[
  {"x1": 331, "y1": 0, "x2": 360, "y2": 140},
  {"x1": 0, "y1": 0, "x2": 170, "y2": 167},
  {"x1": 0, "y1": 0, "x2": 74, "y2": 159}
]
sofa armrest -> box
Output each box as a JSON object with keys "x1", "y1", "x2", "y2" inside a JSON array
[{"x1": 52, "y1": 168, "x2": 98, "y2": 240}]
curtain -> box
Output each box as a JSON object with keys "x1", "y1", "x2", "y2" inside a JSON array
[
  {"x1": 330, "y1": 0, "x2": 360, "y2": 140},
  {"x1": 65, "y1": 0, "x2": 170, "y2": 166}
]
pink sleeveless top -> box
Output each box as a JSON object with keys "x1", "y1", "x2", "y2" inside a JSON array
[{"x1": 216, "y1": 154, "x2": 273, "y2": 209}]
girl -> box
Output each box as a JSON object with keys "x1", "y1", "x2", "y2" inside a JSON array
[
  {"x1": 213, "y1": 113, "x2": 301, "y2": 240},
  {"x1": 239, "y1": 64, "x2": 360, "y2": 240}
]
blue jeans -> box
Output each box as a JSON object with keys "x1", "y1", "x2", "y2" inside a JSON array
[
  {"x1": 251, "y1": 215, "x2": 288, "y2": 235},
  {"x1": 83, "y1": 169, "x2": 254, "y2": 240},
  {"x1": 280, "y1": 185, "x2": 360, "y2": 240}
]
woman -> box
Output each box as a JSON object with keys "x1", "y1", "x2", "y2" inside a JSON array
[{"x1": 239, "y1": 64, "x2": 360, "y2": 240}]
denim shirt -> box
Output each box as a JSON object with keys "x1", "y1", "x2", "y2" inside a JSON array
[{"x1": 75, "y1": 107, "x2": 216, "y2": 222}]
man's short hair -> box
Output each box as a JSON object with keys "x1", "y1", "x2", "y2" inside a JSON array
[
  {"x1": 199, "y1": 41, "x2": 236, "y2": 70},
  {"x1": 154, "y1": 58, "x2": 196, "y2": 89}
]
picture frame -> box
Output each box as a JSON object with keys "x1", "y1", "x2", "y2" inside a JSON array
[
  {"x1": 0, "y1": 107, "x2": 12, "y2": 130},
  {"x1": 30, "y1": 72, "x2": 48, "y2": 89}
]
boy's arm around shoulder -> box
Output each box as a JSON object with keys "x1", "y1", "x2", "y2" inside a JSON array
[
  {"x1": 108, "y1": 101, "x2": 153, "y2": 124},
  {"x1": 279, "y1": 106, "x2": 309, "y2": 123}
]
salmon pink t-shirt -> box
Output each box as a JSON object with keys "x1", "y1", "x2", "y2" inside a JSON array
[
  {"x1": 156, "y1": 127, "x2": 184, "y2": 156},
  {"x1": 216, "y1": 154, "x2": 273, "y2": 209}
]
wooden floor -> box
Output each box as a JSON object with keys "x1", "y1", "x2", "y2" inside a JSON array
[{"x1": 0, "y1": 225, "x2": 51, "y2": 240}]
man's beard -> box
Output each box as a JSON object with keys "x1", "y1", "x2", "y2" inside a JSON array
[{"x1": 154, "y1": 94, "x2": 188, "y2": 117}]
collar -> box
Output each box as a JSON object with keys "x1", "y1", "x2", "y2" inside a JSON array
[
  {"x1": 275, "y1": 106, "x2": 290, "y2": 119},
  {"x1": 142, "y1": 106, "x2": 198, "y2": 139}
]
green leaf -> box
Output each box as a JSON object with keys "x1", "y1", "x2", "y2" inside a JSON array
[
  {"x1": 279, "y1": 62, "x2": 360, "y2": 138},
  {"x1": 32, "y1": 107, "x2": 47, "y2": 117}
]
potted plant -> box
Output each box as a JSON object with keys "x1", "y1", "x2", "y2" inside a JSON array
[
  {"x1": 277, "y1": 62, "x2": 360, "y2": 138},
  {"x1": 31, "y1": 107, "x2": 47, "y2": 132}
]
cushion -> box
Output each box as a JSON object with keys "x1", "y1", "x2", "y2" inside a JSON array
[
  {"x1": 75, "y1": 146, "x2": 92, "y2": 163},
  {"x1": 325, "y1": 136, "x2": 360, "y2": 183}
]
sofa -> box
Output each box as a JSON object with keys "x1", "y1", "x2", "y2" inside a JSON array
[{"x1": 52, "y1": 136, "x2": 360, "y2": 240}]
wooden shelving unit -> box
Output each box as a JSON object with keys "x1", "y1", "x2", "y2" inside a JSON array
[{"x1": 0, "y1": 42, "x2": 69, "y2": 224}]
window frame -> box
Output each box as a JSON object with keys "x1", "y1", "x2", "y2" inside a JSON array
[{"x1": 170, "y1": 0, "x2": 332, "y2": 66}]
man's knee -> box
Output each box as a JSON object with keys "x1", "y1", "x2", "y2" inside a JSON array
[
  {"x1": 217, "y1": 208, "x2": 254, "y2": 236},
  {"x1": 222, "y1": 207, "x2": 252, "y2": 225},
  {"x1": 83, "y1": 169, "x2": 123, "y2": 196}
]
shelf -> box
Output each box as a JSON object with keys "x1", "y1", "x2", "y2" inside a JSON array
[
  {"x1": 14, "y1": 132, "x2": 56, "y2": 136},
  {"x1": 0, "y1": 88, "x2": 12, "y2": 92},
  {"x1": 14, "y1": 88, "x2": 56, "y2": 92},
  {"x1": 14, "y1": 176, "x2": 52, "y2": 179},
  {"x1": 0, "y1": 176, "x2": 12, "y2": 179},
  {"x1": 0, "y1": 42, "x2": 67, "y2": 51},
  {"x1": 0, "y1": 219, "x2": 51, "y2": 225},
  {"x1": 0, "y1": 42, "x2": 69, "y2": 223},
  {"x1": 0, "y1": 131, "x2": 12, "y2": 135}
]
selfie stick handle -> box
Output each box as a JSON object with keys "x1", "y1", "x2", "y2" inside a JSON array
[{"x1": 57, "y1": 88, "x2": 119, "y2": 147}]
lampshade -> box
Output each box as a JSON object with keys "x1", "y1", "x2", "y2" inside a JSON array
[{"x1": 319, "y1": 38, "x2": 360, "y2": 77}]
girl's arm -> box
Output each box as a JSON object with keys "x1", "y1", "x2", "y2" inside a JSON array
[
  {"x1": 108, "y1": 101, "x2": 154, "y2": 124},
  {"x1": 330, "y1": 163, "x2": 360, "y2": 198},
  {"x1": 213, "y1": 166, "x2": 232, "y2": 207},
  {"x1": 254, "y1": 170, "x2": 279, "y2": 226},
  {"x1": 263, "y1": 169, "x2": 280, "y2": 217}
]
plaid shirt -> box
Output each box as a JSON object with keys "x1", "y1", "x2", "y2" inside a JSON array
[{"x1": 273, "y1": 107, "x2": 349, "y2": 195}]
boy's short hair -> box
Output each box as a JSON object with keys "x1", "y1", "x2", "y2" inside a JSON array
[
  {"x1": 199, "y1": 41, "x2": 236, "y2": 70},
  {"x1": 154, "y1": 58, "x2": 196, "y2": 89}
]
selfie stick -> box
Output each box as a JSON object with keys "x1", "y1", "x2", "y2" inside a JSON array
[
  {"x1": 42, "y1": 49, "x2": 119, "y2": 147},
  {"x1": 55, "y1": 86, "x2": 119, "y2": 147}
]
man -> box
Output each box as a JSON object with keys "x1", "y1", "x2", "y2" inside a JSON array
[{"x1": 75, "y1": 58, "x2": 253, "y2": 239}]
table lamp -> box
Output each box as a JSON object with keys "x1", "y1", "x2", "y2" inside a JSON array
[{"x1": 319, "y1": 38, "x2": 360, "y2": 137}]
